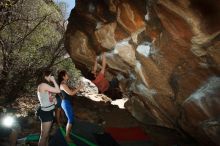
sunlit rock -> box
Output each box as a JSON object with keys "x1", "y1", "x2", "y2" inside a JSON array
[
  {"x1": 117, "y1": 2, "x2": 145, "y2": 33},
  {"x1": 77, "y1": 77, "x2": 112, "y2": 103},
  {"x1": 66, "y1": 0, "x2": 220, "y2": 144},
  {"x1": 136, "y1": 42, "x2": 151, "y2": 57},
  {"x1": 95, "y1": 22, "x2": 117, "y2": 49},
  {"x1": 111, "y1": 98, "x2": 128, "y2": 109},
  {"x1": 182, "y1": 77, "x2": 220, "y2": 144},
  {"x1": 114, "y1": 40, "x2": 136, "y2": 66},
  {"x1": 66, "y1": 30, "x2": 96, "y2": 66}
]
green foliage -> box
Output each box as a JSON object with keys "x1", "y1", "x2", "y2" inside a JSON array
[
  {"x1": 0, "y1": 0, "x2": 14, "y2": 9},
  {"x1": 52, "y1": 1, "x2": 68, "y2": 19},
  {"x1": 0, "y1": 0, "x2": 80, "y2": 102},
  {"x1": 1, "y1": 0, "x2": 63, "y2": 66}
]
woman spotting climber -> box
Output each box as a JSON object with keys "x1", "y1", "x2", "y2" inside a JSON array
[
  {"x1": 58, "y1": 70, "x2": 84, "y2": 142},
  {"x1": 37, "y1": 70, "x2": 60, "y2": 146}
]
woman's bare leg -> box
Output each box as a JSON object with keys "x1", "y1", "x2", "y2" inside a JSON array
[
  {"x1": 38, "y1": 121, "x2": 52, "y2": 146},
  {"x1": 9, "y1": 129, "x2": 17, "y2": 146},
  {"x1": 55, "y1": 108, "x2": 62, "y2": 126},
  {"x1": 65, "y1": 123, "x2": 72, "y2": 142}
]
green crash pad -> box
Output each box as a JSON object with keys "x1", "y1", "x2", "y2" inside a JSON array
[
  {"x1": 24, "y1": 128, "x2": 97, "y2": 146},
  {"x1": 26, "y1": 134, "x2": 40, "y2": 142},
  {"x1": 60, "y1": 127, "x2": 97, "y2": 146}
]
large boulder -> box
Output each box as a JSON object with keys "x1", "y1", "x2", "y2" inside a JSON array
[{"x1": 65, "y1": 0, "x2": 220, "y2": 145}]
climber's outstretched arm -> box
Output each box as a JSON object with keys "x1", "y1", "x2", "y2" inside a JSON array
[
  {"x1": 92, "y1": 57, "x2": 98, "y2": 74},
  {"x1": 100, "y1": 52, "x2": 106, "y2": 74}
]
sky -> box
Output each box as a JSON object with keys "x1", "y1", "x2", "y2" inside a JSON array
[{"x1": 54, "y1": 0, "x2": 76, "y2": 19}]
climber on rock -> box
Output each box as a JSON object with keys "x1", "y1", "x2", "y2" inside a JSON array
[{"x1": 87, "y1": 52, "x2": 121, "y2": 100}]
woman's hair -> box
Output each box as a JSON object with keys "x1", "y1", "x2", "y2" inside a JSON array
[
  {"x1": 58, "y1": 70, "x2": 67, "y2": 85},
  {"x1": 38, "y1": 70, "x2": 52, "y2": 84},
  {"x1": 43, "y1": 70, "x2": 52, "y2": 77}
]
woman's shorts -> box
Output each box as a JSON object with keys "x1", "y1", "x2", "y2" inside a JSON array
[{"x1": 38, "y1": 109, "x2": 54, "y2": 122}]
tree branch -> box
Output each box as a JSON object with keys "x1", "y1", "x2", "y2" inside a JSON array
[
  {"x1": 14, "y1": 14, "x2": 51, "y2": 47},
  {"x1": 52, "y1": 57, "x2": 69, "y2": 66}
]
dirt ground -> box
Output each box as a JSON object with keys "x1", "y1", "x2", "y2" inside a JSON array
[
  {"x1": 73, "y1": 96, "x2": 198, "y2": 146},
  {"x1": 0, "y1": 96, "x2": 198, "y2": 146}
]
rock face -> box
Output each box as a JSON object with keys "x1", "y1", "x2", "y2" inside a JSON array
[{"x1": 65, "y1": 0, "x2": 220, "y2": 145}]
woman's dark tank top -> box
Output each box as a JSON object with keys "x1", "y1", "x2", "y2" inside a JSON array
[{"x1": 60, "y1": 90, "x2": 72, "y2": 101}]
